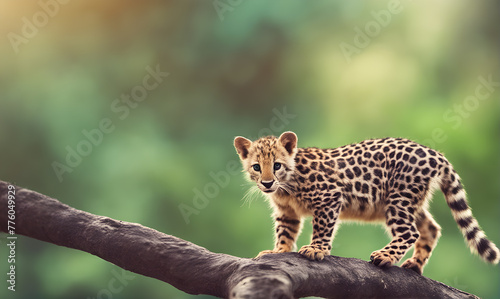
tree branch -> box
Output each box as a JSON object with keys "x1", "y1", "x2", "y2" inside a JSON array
[{"x1": 0, "y1": 181, "x2": 479, "y2": 299}]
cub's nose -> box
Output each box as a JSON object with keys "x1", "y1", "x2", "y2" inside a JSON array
[{"x1": 261, "y1": 180, "x2": 275, "y2": 189}]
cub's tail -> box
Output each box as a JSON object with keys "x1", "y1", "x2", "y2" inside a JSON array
[{"x1": 440, "y1": 164, "x2": 499, "y2": 264}]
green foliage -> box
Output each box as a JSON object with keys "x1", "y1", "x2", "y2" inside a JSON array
[{"x1": 0, "y1": 1, "x2": 498, "y2": 298}]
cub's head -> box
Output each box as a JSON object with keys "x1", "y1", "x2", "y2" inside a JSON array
[{"x1": 234, "y1": 131, "x2": 298, "y2": 194}]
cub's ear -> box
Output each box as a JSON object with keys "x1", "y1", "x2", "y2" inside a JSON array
[
  {"x1": 234, "y1": 136, "x2": 252, "y2": 160},
  {"x1": 279, "y1": 131, "x2": 297, "y2": 155}
]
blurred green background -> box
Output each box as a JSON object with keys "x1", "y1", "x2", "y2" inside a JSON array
[{"x1": 0, "y1": 1, "x2": 499, "y2": 298}]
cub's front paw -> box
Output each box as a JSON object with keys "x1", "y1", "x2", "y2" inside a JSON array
[
  {"x1": 369, "y1": 250, "x2": 399, "y2": 267},
  {"x1": 299, "y1": 245, "x2": 329, "y2": 261}
]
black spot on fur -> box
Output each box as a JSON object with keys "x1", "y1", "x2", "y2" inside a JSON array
[
  {"x1": 487, "y1": 249, "x2": 497, "y2": 263},
  {"x1": 450, "y1": 174, "x2": 456, "y2": 182},
  {"x1": 309, "y1": 173, "x2": 316, "y2": 183},
  {"x1": 361, "y1": 183, "x2": 369, "y2": 194},
  {"x1": 353, "y1": 166, "x2": 362, "y2": 177},
  {"x1": 374, "y1": 152, "x2": 384, "y2": 161},
  {"x1": 396, "y1": 226, "x2": 409, "y2": 233},
  {"x1": 371, "y1": 186, "x2": 378, "y2": 201},
  {"x1": 451, "y1": 185, "x2": 463, "y2": 195},
  {"x1": 305, "y1": 153, "x2": 316, "y2": 159},
  {"x1": 477, "y1": 238, "x2": 491, "y2": 255},
  {"x1": 396, "y1": 219, "x2": 405, "y2": 225},
  {"x1": 415, "y1": 148, "x2": 426, "y2": 157},
  {"x1": 449, "y1": 198, "x2": 468, "y2": 212},
  {"x1": 345, "y1": 169, "x2": 354, "y2": 179},
  {"x1": 457, "y1": 217, "x2": 473, "y2": 228},
  {"x1": 401, "y1": 232, "x2": 411, "y2": 240},
  {"x1": 276, "y1": 218, "x2": 301, "y2": 225},
  {"x1": 297, "y1": 165, "x2": 310, "y2": 175},
  {"x1": 278, "y1": 230, "x2": 294, "y2": 240},
  {"x1": 400, "y1": 192, "x2": 413, "y2": 199},
  {"x1": 389, "y1": 207, "x2": 396, "y2": 217},
  {"x1": 429, "y1": 158, "x2": 437, "y2": 168},
  {"x1": 347, "y1": 157, "x2": 355, "y2": 166},
  {"x1": 466, "y1": 227, "x2": 480, "y2": 241}
]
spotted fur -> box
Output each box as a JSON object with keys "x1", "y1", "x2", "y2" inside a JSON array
[{"x1": 234, "y1": 131, "x2": 499, "y2": 274}]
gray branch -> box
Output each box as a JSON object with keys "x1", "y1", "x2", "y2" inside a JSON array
[{"x1": 0, "y1": 181, "x2": 479, "y2": 299}]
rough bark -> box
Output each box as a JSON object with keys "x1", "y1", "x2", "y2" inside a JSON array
[{"x1": 0, "y1": 181, "x2": 479, "y2": 299}]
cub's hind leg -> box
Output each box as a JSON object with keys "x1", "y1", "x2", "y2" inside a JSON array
[
  {"x1": 370, "y1": 200, "x2": 420, "y2": 268},
  {"x1": 401, "y1": 210, "x2": 442, "y2": 274}
]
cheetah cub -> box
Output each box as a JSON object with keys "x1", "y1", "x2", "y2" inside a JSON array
[{"x1": 234, "y1": 131, "x2": 499, "y2": 274}]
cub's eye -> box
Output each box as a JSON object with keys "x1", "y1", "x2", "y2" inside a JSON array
[
  {"x1": 252, "y1": 164, "x2": 261, "y2": 172},
  {"x1": 274, "y1": 162, "x2": 281, "y2": 171}
]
